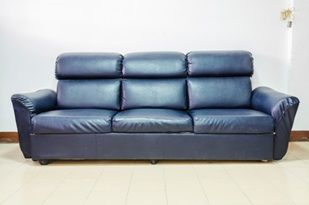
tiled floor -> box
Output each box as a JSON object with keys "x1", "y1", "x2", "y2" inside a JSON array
[{"x1": 0, "y1": 143, "x2": 309, "y2": 205}]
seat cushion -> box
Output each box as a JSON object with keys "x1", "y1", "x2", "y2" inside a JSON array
[
  {"x1": 32, "y1": 109, "x2": 116, "y2": 134},
  {"x1": 112, "y1": 109, "x2": 193, "y2": 133},
  {"x1": 190, "y1": 109, "x2": 274, "y2": 134}
]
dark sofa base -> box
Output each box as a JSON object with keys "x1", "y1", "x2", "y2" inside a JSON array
[{"x1": 31, "y1": 133, "x2": 274, "y2": 161}]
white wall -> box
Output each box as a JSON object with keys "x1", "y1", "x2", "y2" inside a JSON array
[
  {"x1": 288, "y1": 0, "x2": 309, "y2": 129},
  {"x1": 1, "y1": 0, "x2": 302, "y2": 131}
]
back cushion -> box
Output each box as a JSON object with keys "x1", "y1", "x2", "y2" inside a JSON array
[
  {"x1": 187, "y1": 51, "x2": 253, "y2": 109},
  {"x1": 187, "y1": 51, "x2": 253, "y2": 76},
  {"x1": 57, "y1": 80, "x2": 120, "y2": 109},
  {"x1": 122, "y1": 79, "x2": 187, "y2": 109},
  {"x1": 122, "y1": 52, "x2": 187, "y2": 109},
  {"x1": 56, "y1": 53, "x2": 122, "y2": 109},
  {"x1": 123, "y1": 52, "x2": 186, "y2": 78},
  {"x1": 188, "y1": 77, "x2": 252, "y2": 109},
  {"x1": 56, "y1": 53, "x2": 122, "y2": 79}
]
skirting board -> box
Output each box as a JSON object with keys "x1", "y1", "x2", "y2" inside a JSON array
[
  {"x1": 0, "y1": 132, "x2": 19, "y2": 142},
  {"x1": 290, "y1": 131, "x2": 309, "y2": 141},
  {"x1": 1, "y1": 131, "x2": 308, "y2": 143}
]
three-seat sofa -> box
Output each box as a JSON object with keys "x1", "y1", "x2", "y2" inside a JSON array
[{"x1": 11, "y1": 51, "x2": 299, "y2": 165}]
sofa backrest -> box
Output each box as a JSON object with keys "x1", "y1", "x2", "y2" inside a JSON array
[
  {"x1": 56, "y1": 53, "x2": 122, "y2": 110},
  {"x1": 55, "y1": 51, "x2": 253, "y2": 110},
  {"x1": 122, "y1": 52, "x2": 187, "y2": 110},
  {"x1": 187, "y1": 51, "x2": 253, "y2": 109}
]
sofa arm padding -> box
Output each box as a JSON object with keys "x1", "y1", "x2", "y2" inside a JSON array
[
  {"x1": 11, "y1": 89, "x2": 57, "y2": 158},
  {"x1": 251, "y1": 87, "x2": 299, "y2": 159},
  {"x1": 11, "y1": 89, "x2": 57, "y2": 116}
]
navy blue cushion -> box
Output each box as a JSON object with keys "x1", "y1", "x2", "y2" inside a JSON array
[
  {"x1": 123, "y1": 52, "x2": 186, "y2": 77},
  {"x1": 122, "y1": 79, "x2": 187, "y2": 110},
  {"x1": 57, "y1": 79, "x2": 120, "y2": 109},
  {"x1": 112, "y1": 109, "x2": 193, "y2": 133},
  {"x1": 32, "y1": 109, "x2": 116, "y2": 134},
  {"x1": 190, "y1": 109, "x2": 274, "y2": 134},
  {"x1": 56, "y1": 53, "x2": 122, "y2": 79},
  {"x1": 187, "y1": 51, "x2": 253, "y2": 77},
  {"x1": 188, "y1": 77, "x2": 252, "y2": 109}
]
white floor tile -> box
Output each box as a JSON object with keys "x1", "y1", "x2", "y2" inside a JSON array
[{"x1": 0, "y1": 142, "x2": 309, "y2": 205}]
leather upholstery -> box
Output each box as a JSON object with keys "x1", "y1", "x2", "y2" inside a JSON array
[
  {"x1": 32, "y1": 109, "x2": 116, "y2": 134},
  {"x1": 56, "y1": 53, "x2": 122, "y2": 79},
  {"x1": 11, "y1": 89, "x2": 57, "y2": 158},
  {"x1": 188, "y1": 77, "x2": 252, "y2": 109},
  {"x1": 123, "y1": 52, "x2": 186, "y2": 77},
  {"x1": 187, "y1": 51, "x2": 253, "y2": 76},
  {"x1": 121, "y1": 79, "x2": 187, "y2": 110},
  {"x1": 11, "y1": 51, "x2": 300, "y2": 161},
  {"x1": 190, "y1": 109, "x2": 274, "y2": 134},
  {"x1": 251, "y1": 87, "x2": 300, "y2": 159},
  {"x1": 31, "y1": 133, "x2": 273, "y2": 160},
  {"x1": 57, "y1": 79, "x2": 120, "y2": 109},
  {"x1": 112, "y1": 109, "x2": 193, "y2": 133},
  {"x1": 11, "y1": 89, "x2": 57, "y2": 115}
]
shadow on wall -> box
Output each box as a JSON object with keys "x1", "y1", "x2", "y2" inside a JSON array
[{"x1": 251, "y1": 53, "x2": 289, "y2": 92}]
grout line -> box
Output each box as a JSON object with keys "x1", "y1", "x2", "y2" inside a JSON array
[
  {"x1": 1, "y1": 142, "x2": 309, "y2": 205},
  {"x1": 82, "y1": 168, "x2": 105, "y2": 205},
  {"x1": 162, "y1": 166, "x2": 169, "y2": 205},
  {"x1": 0, "y1": 156, "x2": 29, "y2": 179},
  {"x1": 0, "y1": 161, "x2": 39, "y2": 204},
  {"x1": 278, "y1": 143, "x2": 309, "y2": 186},
  {"x1": 192, "y1": 166, "x2": 211, "y2": 205},
  {"x1": 124, "y1": 166, "x2": 134, "y2": 205},
  {"x1": 264, "y1": 174, "x2": 298, "y2": 205},
  {"x1": 222, "y1": 166, "x2": 254, "y2": 205},
  {"x1": 252, "y1": 163, "x2": 299, "y2": 205},
  {"x1": 277, "y1": 155, "x2": 309, "y2": 186},
  {"x1": 1, "y1": 159, "x2": 27, "y2": 176},
  {"x1": 41, "y1": 170, "x2": 74, "y2": 205},
  {"x1": 223, "y1": 163, "x2": 299, "y2": 205}
]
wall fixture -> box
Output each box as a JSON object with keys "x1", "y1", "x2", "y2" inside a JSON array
[{"x1": 281, "y1": 8, "x2": 294, "y2": 28}]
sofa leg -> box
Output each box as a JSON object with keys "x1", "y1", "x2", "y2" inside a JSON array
[
  {"x1": 39, "y1": 160, "x2": 50, "y2": 165},
  {"x1": 150, "y1": 160, "x2": 158, "y2": 165},
  {"x1": 261, "y1": 160, "x2": 269, "y2": 162}
]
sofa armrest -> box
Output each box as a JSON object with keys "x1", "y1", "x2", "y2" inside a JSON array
[
  {"x1": 11, "y1": 89, "x2": 57, "y2": 158},
  {"x1": 11, "y1": 89, "x2": 57, "y2": 116},
  {"x1": 251, "y1": 86, "x2": 299, "y2": 159}
]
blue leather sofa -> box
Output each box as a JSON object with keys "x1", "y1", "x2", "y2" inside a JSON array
[{"x1": 11, "y1": 51, "x2": 299, "y2": 165}]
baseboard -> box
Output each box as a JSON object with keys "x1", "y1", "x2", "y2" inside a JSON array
[
  {"x1": 0, "y1": 131, "x2": 308, "y2": 143},
  {"x1": 0, "y1": 132, "x2": 19, "y2": 142},
  {"x1": 290, "y1": 131, "x2": 309, "y2": 141}
]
